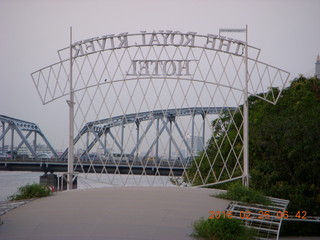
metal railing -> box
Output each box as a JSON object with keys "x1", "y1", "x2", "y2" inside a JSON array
[{"x1": 226, "y1": 197, "x2": 290, "y2": 240}]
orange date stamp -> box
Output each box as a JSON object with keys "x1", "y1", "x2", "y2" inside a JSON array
[{"x1": 209, "y1": 210, "x2": 308, "y2": 220}]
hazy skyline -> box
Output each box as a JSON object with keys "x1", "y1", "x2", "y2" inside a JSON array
[{"x1": 1, "y1": 0, "x2": 319, "y2": 150}]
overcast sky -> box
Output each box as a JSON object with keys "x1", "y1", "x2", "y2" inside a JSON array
[{"x1": 0, "y1": 0, "x2": 319, "y2": 150}]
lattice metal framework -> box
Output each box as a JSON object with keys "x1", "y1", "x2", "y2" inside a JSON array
[
  {"x1": 60, "y1": 107, "x2": 232, "y2": 159},
  {"x1": 226, "y1": 197, "x2": 290, "y2": 240},
  {"x1": 0, "y1": 115, "x2": 58, "y2": 159},
  {"x1": 31, "y1": 30, "x2": 290, "y2": 186}
]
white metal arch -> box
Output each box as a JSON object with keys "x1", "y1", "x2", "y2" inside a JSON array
[
  {"x1": 32, "y1": 31, "x2": 288, "y2": 105},
  {"x1": 31, "y1": 30, "x2": 289, "y2": 187}
]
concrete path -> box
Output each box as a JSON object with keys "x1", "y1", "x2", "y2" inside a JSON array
[
  {"x1": 0, "y1": 200, "x2": 32, "y2": 217},
  {"x1": 0, "y1": 187, "x2": 229, "y2": 240}
]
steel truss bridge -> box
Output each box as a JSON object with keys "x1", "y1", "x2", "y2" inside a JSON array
[
  {"x1": 0, "y1": 115, "x2": 58, "y2": 159},
  {"x1": 0, "y1": 107, "x2": 234, "y2": 177},
  {"x1": 60, "y1": 107, "x2": 233, "y2": 163}
]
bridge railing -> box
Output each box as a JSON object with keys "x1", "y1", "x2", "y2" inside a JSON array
[{"x1": 0, "y1": 156, "x2": 192, "y2": 168}]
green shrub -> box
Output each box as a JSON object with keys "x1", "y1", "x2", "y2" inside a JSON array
[
  {"x1": 216, "y1": 183, "x2": 270, "y2": 205},
  {"x1": 192, "y1": 217, "x2": 257, "y2": 240},
  {"x1": 8, "y1": 183, "x2": 52, "y2": 201}
]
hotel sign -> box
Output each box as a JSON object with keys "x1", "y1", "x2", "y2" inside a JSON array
[
  {"x1": 70, "y1": 31, "x2": 247, "y2": 77},
  {"x1": 72, "y1": 31, "x2": 245, "y2": 58}
]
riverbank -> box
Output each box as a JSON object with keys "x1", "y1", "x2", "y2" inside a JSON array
[{"x1": 0, "y1": 171, "x2": 176, "y2": 201}]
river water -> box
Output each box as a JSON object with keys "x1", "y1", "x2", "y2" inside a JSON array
[
  {"x1": 0, "y1": 171, "x2": 43, "y2": 201},
  {"x1": 0, "y1": 171, "x2": 176, "y2": 201}
]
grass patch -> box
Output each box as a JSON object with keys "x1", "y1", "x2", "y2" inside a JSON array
[
  {"x1": 192, "y1": 217, "x2": 257, "y2": 240},
  {"x1": 216, "y1": 183, "x2": 270, "y2": 205},
  {"x1": 8, "y1": 183, "x2": 52, "y2": 201}
]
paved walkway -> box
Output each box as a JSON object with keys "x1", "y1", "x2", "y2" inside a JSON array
[
  {"x1": 0, "y1": 187, "x2": 229, "y2": 240},
  {"x1": 0, "y1": 200, "x2": 33, "y2": 217}
]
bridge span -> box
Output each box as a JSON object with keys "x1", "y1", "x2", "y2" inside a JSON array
[
  {"x1": 1, "y1": 107, "x2": 233, "y2": 179},
  {"x1": 0, "y1": 159, "x2": 184, "y2": 176},
  {"x1": 60, "y1": 107, "x2": 234, "y2": 162},
  {"x1": 0, "y1": 115, "x2": 58, "y2": 159}
]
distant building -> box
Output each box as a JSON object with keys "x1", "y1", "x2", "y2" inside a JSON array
[
  {"x1": 186, "y1": 134, "x2": 204, "y2": 157},
  {"x1": 1, "y1": 145, "x2": 9, "y2": 153},
  {"x1": 316, "y1": 55, "x2": 320, "y2": 78}
]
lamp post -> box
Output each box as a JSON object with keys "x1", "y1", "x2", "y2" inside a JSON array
[
  {"x1": 219, "y1": 26, "x2": 249, "y2": 187},
  {"x1": 67, "y1": 27, "x2": 75, "y2": 190}
]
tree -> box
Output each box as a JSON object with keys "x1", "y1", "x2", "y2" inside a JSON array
[
  {"x1": 185, "y1": 108, "x2": 243, "y2": 186},
  {"x1": 249, "y1": 76, "x2": 320, "y2": 235},
  {"x1": 186, "y1": 76, "x2": 320, "y2": 235}
]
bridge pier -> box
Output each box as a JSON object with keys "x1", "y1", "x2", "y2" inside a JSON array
[
  {"x1": 39, "y1": 172, "x2": 77, "y2": 191},
  {"x1": 39, "y1": 172, "x2": 57, "y2": 190}
]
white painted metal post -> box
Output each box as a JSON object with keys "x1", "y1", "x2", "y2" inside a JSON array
[
  {"x1": 67, "y1": 27, "x2": 75, "y2": 191},
  {"x1": 243, "y1": 25, "x2": 249, "y2": 187},
  {"x1": 219, "y1": 26, "x2": 249, "y2": 187}
]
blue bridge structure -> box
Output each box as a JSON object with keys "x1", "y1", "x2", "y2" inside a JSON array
[{"x1": 0, "y1": 107, "x2": 234, "y2": 176}]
